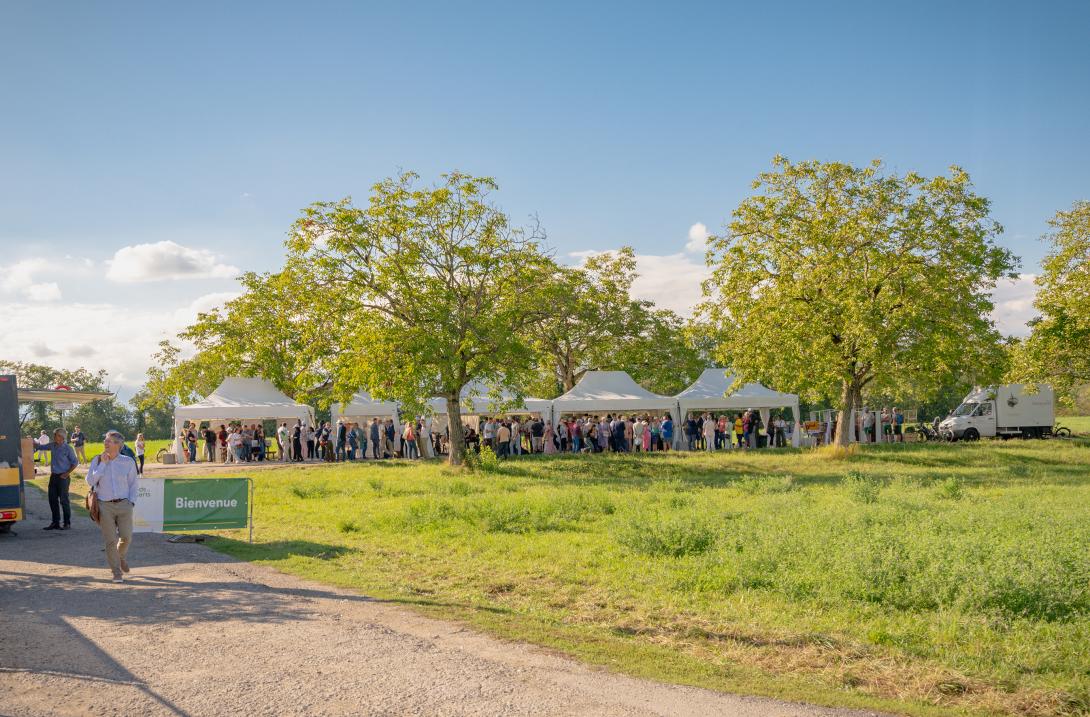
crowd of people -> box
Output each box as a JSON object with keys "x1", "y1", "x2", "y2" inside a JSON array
[{"x1": 170, "y1": 409, "x2": 795, "y2": 464}]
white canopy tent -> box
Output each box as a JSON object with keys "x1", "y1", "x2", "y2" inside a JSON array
[
  {"x1": 426, "y1": 381, "x2": 552, "y2": 429},
  {"x1": 174, "y1": 377, "x2": 315, "y2": 440},
  {"x1": 675, "y1": 368, "x2": 802, "y2": 448},
  {"x1": 552, "y1": 371, "x2": 678, "y2": 427},
  {"x1": 331, "y1": 391, "x2": 402, "y2": 456}
]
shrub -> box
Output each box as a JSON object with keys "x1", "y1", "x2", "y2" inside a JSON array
[
  {"x1": 844, "y1": 470, "x2": 882, "y2": 504},
  {"x1": 937, "y1": 476, "x2": 965, "y2": 500},
  {"x1": 337, "y1": 518, "x2": 362, "y2": 534},
  {"x1": 614, "y1": 510, "x2": 718, "y2": 557}
]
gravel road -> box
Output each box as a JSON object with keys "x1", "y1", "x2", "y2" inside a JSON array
[{"x1": 1, "y1": 486, "x2": 883, "y2": 717}]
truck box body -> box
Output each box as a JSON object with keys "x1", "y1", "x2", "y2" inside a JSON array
[{"x1": 940, "y1": 384, "x2": 1055, "y2": 440}]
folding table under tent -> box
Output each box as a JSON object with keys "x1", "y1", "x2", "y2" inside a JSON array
[
  {"x1": 551, "y1": 371, "x2": 679, "y2": 428},
  {"x1": 331, "y1": 391, "x2": 403, "y2": 456},
  {"x1": 173, "y1": 377, "x2": 316, "y2": 458},
  {"x1": 674, "y1": 368, "x2": 802, "y2": 448}
]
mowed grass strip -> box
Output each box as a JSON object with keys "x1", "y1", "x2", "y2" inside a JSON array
[{"x1": 50, "y1": 436, "x2": 1090, "y2": 717}]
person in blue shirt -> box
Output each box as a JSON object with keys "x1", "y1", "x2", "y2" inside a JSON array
[
  {"x1": 37, "y1": 428, "x2": 79, "y2": 530},
  {"x1": 87, "y1": 434, "x2": 139, "y2": 583},
  {"x1": 661, "y1": 415, "x2": 674, "y2": 451}
]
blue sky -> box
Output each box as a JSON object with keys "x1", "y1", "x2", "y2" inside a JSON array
[{"x1": 1, "y1": 1, "x2": 1088, "y2": 394}]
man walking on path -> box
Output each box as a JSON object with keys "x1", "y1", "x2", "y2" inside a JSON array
[
  {"x1": 86, "y1": 433, "x2": 139, "y2": 583},
  {"x1": 38, "y1": 428, "x2": 78, "y2": 530}
]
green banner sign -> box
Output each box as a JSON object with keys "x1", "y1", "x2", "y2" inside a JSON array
[{"x1": 162, "y1": 478, "x2": 249, "y2": 531}]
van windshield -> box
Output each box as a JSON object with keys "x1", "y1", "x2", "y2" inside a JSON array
[{"x1": 952, "y1": 402, "x2": 977, "y2": 417}]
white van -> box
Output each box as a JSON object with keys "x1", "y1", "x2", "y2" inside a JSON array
[{"x1": 939, "y1": 384, "x2": 1055, "y2": 441}]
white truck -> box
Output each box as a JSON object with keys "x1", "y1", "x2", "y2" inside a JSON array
[{"x1": 939, "y1": 384, "x2": 1055, "y2": 441}]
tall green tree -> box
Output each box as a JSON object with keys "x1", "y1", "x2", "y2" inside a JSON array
[
  {"x1": 701, "y1": 157, "x2": 1018, "y2": 445},
  {"x1": 288, "y1": 171, "x2": 555, "y2": 465},
  {"x1": 1008, "y1": 201, "x2": 1090, "y2": 405},
  {"x1": 531, "y1": 248, "x2": 706, "y2": 397},
  {"x1": 142, "y1": 266, "x2": 342, "y2": 409}
]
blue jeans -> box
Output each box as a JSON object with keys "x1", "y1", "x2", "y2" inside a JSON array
[{"x1": 188, "y1": 441, "x2": 197, "y2": 462}]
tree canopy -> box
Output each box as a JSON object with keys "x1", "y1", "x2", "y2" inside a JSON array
[
  {"x1": 143, "y1": 266, "x2": 341, "y2": 410},
  {"x1": 288, "y1": 171, "x2": 555, "y2": 464},
  {"x1": 530, "y1": 248, "x2": 706, "y2": 397},
  {"x1": 701, "y1": 157, "x2": 1018, "y2": 444},
  {"x1": 1008, "y1": 201, "x2": 1090, "y2": 405}
]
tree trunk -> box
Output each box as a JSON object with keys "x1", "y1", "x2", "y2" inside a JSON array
[
  {"x1": 834, "y1": 379, "x2": 861, "y2": 446},
  {"x1": 446, "y1": 395, "x2": 466, "y2": 466}
]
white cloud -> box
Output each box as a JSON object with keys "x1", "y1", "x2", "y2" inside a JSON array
[
  {"x1": 172, "y1": 291, "x2": 242, "y2": 323},
  {"x1": 24, "y1": 282, "x2": 62, "y2": 301},
  {"x1": 0, "y1": 257, "x2": 85, "y2": 303},
  {"x1": 106, "y1": 241, "x2": 240, "y2": 282},
  {"x1": 990, "y1": 273, "x2": 1038, "y2": 337},
  {"x1": 569, "y1": 249, "x2": 710, "y2": 316},
  {"x1": 685, "y1": 222, "x2": 710, "y2": 253}
]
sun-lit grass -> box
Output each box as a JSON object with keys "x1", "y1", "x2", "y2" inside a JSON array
[
  {"x1": 1060, "y1": 415, "x2": 1090, "y2": 435},
  {"x1": 46, "y1": 437, "x2": 1090, "y2": 717}
]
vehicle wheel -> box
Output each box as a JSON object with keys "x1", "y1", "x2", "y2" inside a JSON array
[
  {"x1": 156, "y1": 448, "x2": 169, "y2": 464},
  {"x1": 0, "y1": 521, "x2": 12, "y2": 535},
  {"x1": 963, "y1": 428, "x2": 980, "y2": 441},
  {"x1": 1055, "y1": 426, "x2": 1072, "y2": 438}
]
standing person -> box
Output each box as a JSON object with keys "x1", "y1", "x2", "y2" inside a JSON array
[
  {"x1": 556, "y1": 418, "x2": 568, "y2": 453},
  {"x1": 203, "y1": 425, "x2": 217, "y2": 463},
  {"x1": 543, "y1": 420, "x2": 556, "y2": 454},
  {"x1": 217, "y1": 424, "x2": 228, "y2": 462},
  {"x1": 369, "y1": 418, "x2": 381, "y2": 459},
  {"x1": 134, "y1": 433, "x2": 146, "y2": 475},
  {"x1": 893, "y1": 407, "x2": 905, "y2": 443},
  {"x1": 530, "y1": 417, "x2": 545, "y2": 454},
  {"x1": 335, "y1": 421, "x2": 347, "y2": 462},
  {"x1": 70, "y1": 425, "x2": 87, "y2": 464},
  {"x1": 39, "y1": 429, "x2": 78, "y2": 530},
  {"x1": 570, "y1": 418, "x2": 581, "y2": 454},
  {"x1": 186, "y1": 424, "x2": 198, "y2": 464},
  {"x1": 347, "y1": 423, "x2": 359, "y2": 460},
  {"x1": 685, "y1": 415, "x2": 698, "y2": 451},
  {"x1": 175, "y1": 430, "x2": 188, "y2": 463},
  {"x1": 648, "y1": 418, "x2": 660, "y2": 452},
  {"x1": 403, "y1": 421, "x2": 418, "y2": 459},
  {"x1": 623, "y1": 417, "x2": 634, "y2": 453},
  {"x1": 423, "y1": 416, "x2": 435, "y2": 459},
  {"x1": 277, "y1": 422, "x2": 289, "y2": 462},
  {"x1": 35, "y1": 430, "x2": 50, "y2": 464},
  {"x1": 703, "y1": 413, "x2": 716, "y2": 452},
  {"x1": 384, "y1": 419, "x2": 396, "y2": 458},
  {"x1": 863, "y1": 410, "x2": 875, "y2": 443},
  {"x1": 227, "y1": 427, "x2": 244, "y2": 463},
  {"x1": 774, "y1": 414, "x2": 787, "y2": 447},
  {"x1": 292, "y1": 422, "x2": 304, "y2": 462},
  {"x1": 510, "y1": 418, "x2": 522, "y2": 456},
  {"x1": 85, "y1": 433, "x2": 139, "y2": 583},
  {"x1": 496, "y1": 421, "x2": 511, "y2": 458},
  {"x1": 661, "y1": 414, "x2": 673, "y2": 451}
]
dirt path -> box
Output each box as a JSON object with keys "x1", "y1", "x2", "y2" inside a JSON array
[{"x1": 1, "y1": 488, "x2": 883, "y2": 717}]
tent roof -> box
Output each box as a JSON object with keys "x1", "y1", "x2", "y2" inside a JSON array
[
  {"x1": 175, "y1": 377, "x2": 314, "y2": 423},
  {"x1": 426, "y1": 381, "x2": 551, "y2": 416},
  {"x1": 553, "y1": 371, "x2": 674, "y2": 413},
  {"x1": 676, "y1": 368, "x2": 798, "y2": 410},
  {"x1": 332, "y1": 391, "x2": 399, "y2": 420}
]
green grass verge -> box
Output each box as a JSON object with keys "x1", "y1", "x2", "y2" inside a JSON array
[{"x1": 45, "y1": 437, "x2": 1090, "y2": 717}]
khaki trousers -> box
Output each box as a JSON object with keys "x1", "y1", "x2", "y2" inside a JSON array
[{"x1": 98, "y1": 500, "x2": 134, "y2": 575}]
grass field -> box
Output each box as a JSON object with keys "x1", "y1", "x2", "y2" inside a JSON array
[
  {"x1": 1060, "y1": 415, "x2": 1090, "y2": 435},
  {"x1": 33, "y1": 439, "x2": 173, "y2": 464},
  {"x1": 42, "y1": 434, "x2": 1090, "y2": 717}
]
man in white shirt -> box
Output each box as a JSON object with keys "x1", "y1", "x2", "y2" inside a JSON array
[
  {"x1": 86, "y1": 434, "x2": 139, "y2": 583},
  {"x1": 277, "y1": 423, "x2": 290, "y2": 461}
]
